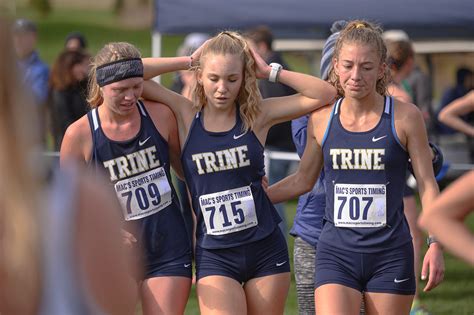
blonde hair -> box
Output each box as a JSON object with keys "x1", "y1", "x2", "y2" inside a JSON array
[
  {"x1": 87, "y1": 42, "x2": 142, "y2": 108},
  {"x1": 0, "y1": 17, "x2": 42, "y2": 314},
  {"x1": 192, "y1": 31, "x2": 262, "y2": 132},
  {"x1": 328, "y1": 20, "x2": 390, "y2": 97}
]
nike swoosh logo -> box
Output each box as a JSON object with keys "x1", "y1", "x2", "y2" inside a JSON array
[
  {"x1": 184, "y1": 263, "x2": 191, "y2": 268},
  {"x1": 276, "y1": 261, "x2": 287, "y2": 267},
  {"x1": 139, "y1": 136, "x2": 151, "y2": 146},
  {"x1": 233, "y1": 132, "x2": 247, "y2": 140},
  {"x1": 394, "y1": 278, "x2": 410, "y2": 283},
  {"x1": 372, "y1": 135, "x2": 387, "y2": 142}
]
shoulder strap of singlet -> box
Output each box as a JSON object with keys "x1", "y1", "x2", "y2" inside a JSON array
[
  {"x1": 136, "y1": 100, "x2": 148, "y2": 117},
  {"x1": 388, "y1": 96, "x2": 406, "y2": 150},
  {"x1": 383, "y1": 95, "x2": 391, "y2": 115},
  {"x1": 87, "y1": 108, "x2": 100, "y2": 132},
  {"x1": 322, "y1": 98, "x2": 343, "y2": 147}
]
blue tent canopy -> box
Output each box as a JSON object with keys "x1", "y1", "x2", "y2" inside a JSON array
[{"x1": 154, "y1": 0, "x2": 474, "y2": 39}]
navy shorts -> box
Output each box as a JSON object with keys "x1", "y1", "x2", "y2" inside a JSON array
[
  {"x1": 146, "y1": 250, "x2": 193, "y2": 279},
  {"x1": 315, "y1": 241, "x2": 415, "y2": 295},
  {"x1": 403, "y1": 183, "x2": 415, "y2": 197},
  {"x1": 195, "y1": 228, "x2": 290, "y2": 283}
]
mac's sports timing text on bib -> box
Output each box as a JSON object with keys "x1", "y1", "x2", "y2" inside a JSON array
[
  {"x1": 115, "y1": 167, "x2": 172, "y2": 221},
  {"x1": 334, "y1": 183, "x2": 386, "y2": 227},
  {"x1": 199, "y1": 186, "x2": 258, "y2": 235}
]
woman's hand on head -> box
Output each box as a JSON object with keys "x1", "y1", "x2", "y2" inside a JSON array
[
  {"x1": 248, "y1": 45, "x2": 270, "y2": 80},
  {"x1": 190, "y1": 39, "x2": 211, "y2": 68}
]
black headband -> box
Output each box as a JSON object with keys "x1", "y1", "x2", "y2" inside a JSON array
[{"x1": 96, "y1": 58, "x2": 143, "y2": 87}]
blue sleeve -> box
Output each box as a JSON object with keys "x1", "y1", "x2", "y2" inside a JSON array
[
  {"x1": 30, "y1": 64, "x2": 49, "y2": 105},
  {"x1": 291, "y1": 115, "x2": 309, "y2": 158}
]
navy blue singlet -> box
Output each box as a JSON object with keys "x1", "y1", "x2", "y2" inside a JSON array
[
  {"x1": 87, "y1": 101, "x2": 191, "y2": 265},
  {"x1": 182, "y1": 109, "x2": 281, "y2": 249},
  {"x1": 319, "y1": 96, "x2": 412, "y2": 253}
]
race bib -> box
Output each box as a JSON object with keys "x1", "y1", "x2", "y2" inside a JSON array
[
  {"x1": 199, "y1": 186, "x2": 258, "y2": 235},
  {"x1": 115, "y1": 167, "x2": 172, "y2": 221},
  {"x1": 334, "y1": 183, "x2": 386, "y2": 228}
]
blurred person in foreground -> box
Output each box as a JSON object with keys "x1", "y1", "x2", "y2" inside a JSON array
[
  {"x1": 418, "y1": 170, "x2": 474, "y2": 266},
  {"x1": 0, "y1": 17, "x2": 139, "y2": 315}
]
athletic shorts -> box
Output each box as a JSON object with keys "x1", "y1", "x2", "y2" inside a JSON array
[
  {"x1": 146, "y1": 250, "x2": 193, "y2": 279},
  {"x1": 403, "y1": 183, "x2": 415, "y2": 197},
  {"x1": 315, "y1": 241, "x2": 415, "y2": 295},
  {"x1": 195, "y1": 228, "x2": 290, "y2": 283}
]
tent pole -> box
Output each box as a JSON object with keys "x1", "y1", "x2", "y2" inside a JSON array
[{"x1": 151, "y1": 31, "x2": 162, "y2": 83}]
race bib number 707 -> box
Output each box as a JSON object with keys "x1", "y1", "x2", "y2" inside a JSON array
[{"x1": 334, "y1": 183, "x2": 386, "y2": 228}]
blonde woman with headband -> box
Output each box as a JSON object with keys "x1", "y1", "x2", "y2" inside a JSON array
[
  {"x1": 0, "y1": 17, "x2": 137, "y2": 315},
  {"x1": 267, "y1": 20, "x2": 444, "y2": 314},
  {"x1": 60, "y1": 42, "x2": 193, "y2": 315},
  {"x1": 141, "y1": 30, "x2": 336, "y2": 314}
]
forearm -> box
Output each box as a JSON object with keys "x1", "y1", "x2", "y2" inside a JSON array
[
  {"x1": 278, "y1": 70, "x2": 336, "y2": 105},
  {"x1": 267, "y1": 173, "x2": 313, "y2": 204},
  {"x1": 418, "y1": 183, "x2": 440, "y2": 238},
  {"x1": 439, "y1": 114, "x2": 474, "y2": 137},
  {"x1": 142, "y1": 56, "x2": 191, "y2": 80},
  {"x1": 421, "y1": 212, "x2": 474, "y2": 265}
]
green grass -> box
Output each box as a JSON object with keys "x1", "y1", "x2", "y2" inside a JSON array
[{"x1": 16, "y1": 7, "x2": 474, "y2": 314}]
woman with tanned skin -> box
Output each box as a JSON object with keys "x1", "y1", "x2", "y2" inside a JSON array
[{"x1": 267, "y1": 21, "x2": 444, "y2": 315}]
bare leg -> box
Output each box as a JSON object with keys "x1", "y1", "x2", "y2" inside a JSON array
[
  {"x1": 197, "y1": 275, "x2": 247, "y2": 315},
  {"x1": 245, "y1": 272, "x2": 290, "y2": 315},
  {"x1": 315, "y1": 284, "x2": 362, "y2": 315},
  {"x1": 364, "y1": 291, "x2": 414, "y2": 315},
  {"x1": 141, "y1": 276, "x2": 191, "y2": 315}
]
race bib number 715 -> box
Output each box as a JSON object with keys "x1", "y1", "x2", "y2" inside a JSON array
[{"x1": 199, "y1": 186, "x2": 258, "y2": 235}]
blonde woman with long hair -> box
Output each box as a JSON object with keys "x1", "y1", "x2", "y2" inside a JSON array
[{"x1": 142, "y1": 31, "x2": 336, "y2": 314}]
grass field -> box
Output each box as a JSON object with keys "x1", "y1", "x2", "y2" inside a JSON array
[{"x1": 15, "y1": 7, "x2": 474, "y2": 314}]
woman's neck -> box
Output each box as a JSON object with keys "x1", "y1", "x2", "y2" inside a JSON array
[
  {"x1": 202, "y1": 104, "x2": 237, "y2": 132},
  {"x1": 343, "y1": 93, "x2": 383, "y2": 115}
]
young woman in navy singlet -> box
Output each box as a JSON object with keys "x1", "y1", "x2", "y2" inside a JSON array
[
  {"x1": 267, "y1": 21, "x2": 444, "y2": 315},
  {"x1": 60, "y1": 42, "x2": 192, "y2": 315},
  {"x1": 141, "y1": 31, "x2": 336, "y2": 314}
]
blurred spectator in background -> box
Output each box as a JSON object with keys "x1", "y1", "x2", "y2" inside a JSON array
[
  {"x1": 436, "y1": 67, "x2": 473, "y2": 134},
  {"x1": 171, "y1": 32, "x2": 210, "y2": 95},
  {"x1": 171, "y1": 32, "x2": 210, "y2": 245},
  {"x1": 12, "y1": 18, "x2": 49, "y2": 106},
  {"x1": 49, "y1": 49, "x2": 91, "y2": 150},
  {"x1": 12, "y1": 18, "x2": 49, "y2": 144},
  {"x1": 438, "y1": 90, "x2": 474, "y2": 162},
  {"x1": 383, "y1": 30, "x2": 434, "y2": 127},
  {"x1": 64, "y1": 31, "x2": 88, "y2": 51},
  {"x1": 244, "y1": 25, "x2": 297, "y2": 238},
  {"x1": 438, "y1": 90, "x2": 474, "y2": 138},
  {"x1": 405, "y1": 66, "x2": 433, "y2": 127}
]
